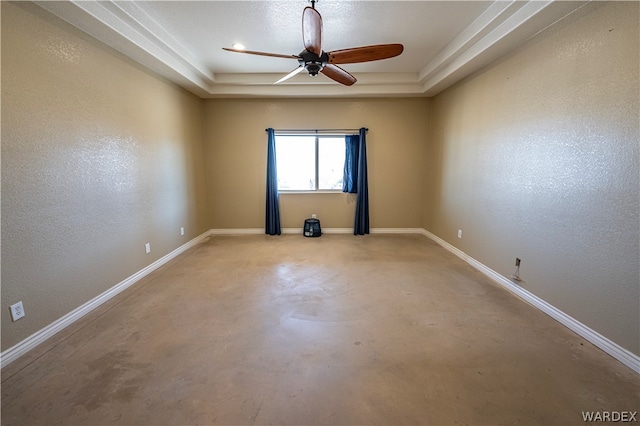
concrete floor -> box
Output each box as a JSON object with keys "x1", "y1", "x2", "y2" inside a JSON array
[{"x1": 2, "y1": 234, "x2": 638, "y2": 425}]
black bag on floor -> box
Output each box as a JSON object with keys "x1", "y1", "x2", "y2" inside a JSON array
[{"x1": 303, "y1": 218, "x2": 322, "y2": 237}]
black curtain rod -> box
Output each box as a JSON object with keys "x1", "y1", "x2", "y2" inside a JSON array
[{"x1": 265, "y1": 128, "x2": 368, "y2": 133}]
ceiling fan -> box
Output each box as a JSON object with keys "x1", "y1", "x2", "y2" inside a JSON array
[{"x1": 222, "y1": 0, "x2": 403, "y2": 86}]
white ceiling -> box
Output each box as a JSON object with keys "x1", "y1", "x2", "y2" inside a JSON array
[{"x1": 35, "y1": 1, "x2": 588, "y2": 98}]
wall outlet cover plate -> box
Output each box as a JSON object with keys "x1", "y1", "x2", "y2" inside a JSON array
[{"x1": 10, "y1": 301, "x2": 25, "y2": 321}]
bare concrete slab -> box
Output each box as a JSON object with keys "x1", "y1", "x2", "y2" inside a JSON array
[{"x1": 2, "y1": 234, "x2": 638, "y2": 425}]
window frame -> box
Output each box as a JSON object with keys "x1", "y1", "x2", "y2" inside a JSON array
[{"x1": 275, "y1": 133, "x2": 346, "y2": 193}]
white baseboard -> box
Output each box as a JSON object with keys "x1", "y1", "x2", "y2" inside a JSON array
[
  {"x1": 371, "y1": 228, "x2": 425, "y2": 234},
  {"x1": 210, "y1": 228, "x2": 264, "y2": 235},
  {"x1": 420, "y1": 229, "x2": 640, "y2": 374},
  {"x1": 211, "y1": 228, "x2": 427, "y2": 235},
  {"x1": 1, "y1": 227, "x2": 421, "y2": 367},
  {"x1": 4, "y1": 227, "x2": 638, "y2": 374},
  {"x1": 0, "y1": 230, "x2": 215, "y2": 369},
  {"x1": 321, "y1": 228, "x2": 352, "y2": 234}
]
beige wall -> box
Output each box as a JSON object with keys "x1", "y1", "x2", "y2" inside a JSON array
[
  {"x1": 425, "y1": 2, "x2": 639, "y2": 355},
  {"x1": 2, "y1": 0, "x2": 637, "y2": 361},
  {"x1": 203, "y1": 98, "x2": 429, "y2": 230},
  {"x1": 1, "y1": 3, "x2": 210, "y2": 350}
]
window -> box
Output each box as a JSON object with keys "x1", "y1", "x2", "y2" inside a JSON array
[{"x1": 276, "y1": 135, "x2": 345, "y2": 191}]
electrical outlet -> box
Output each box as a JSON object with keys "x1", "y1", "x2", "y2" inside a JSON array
[
  {"x1": 457, "y1": 229, "x2": 462, "y2": 239},
  {"x1": 311, "y1": 213, "x2": 317, "y2": 219},
  {"x1": 511, "y1": 257, "x2": 523, "y2": 282},
  {"x1": 10, "y1": 301, "x2": 25, "y2": 322},
  {"x1": 145, "y1": 243, "x2": 151, "y2": 254},
  {"x1": 180, "y1": 227, "x2": 185, "y2": 236}
]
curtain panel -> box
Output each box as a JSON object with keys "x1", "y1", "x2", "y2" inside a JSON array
[
  {"x1": 265, "y1": 128, "x2": 281, "y2": 235},
  {"x1": 353, "y1": 128, "x2": 370, "y2": 235},
  {"x1": 342, "y1": 134, "x2": 359, "y2": 193}
]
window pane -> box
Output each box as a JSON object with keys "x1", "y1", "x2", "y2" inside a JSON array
[
  {"x1": 276, "y1": 136, "x2": 315, "y2": 190},
  {"x1": 318, "y1": 137, "x2": 345, "y2": 190}
]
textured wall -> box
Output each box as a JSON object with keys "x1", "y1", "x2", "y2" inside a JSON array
[
  {"x1": 203, "y1": 98, "x2": 429, "y2": 230},
  {"x1": 3, "y1": 0, "x2": 637, "y2": 362},
  {"x1": 425, "y1": 2, "x2": 639, "y2": 354},
  {"x1": 1, "y1": 3, "x2": 209, "y2": 350}
]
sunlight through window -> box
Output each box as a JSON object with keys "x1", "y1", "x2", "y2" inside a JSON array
[{"x1": 275, "y1": 135, "x2": 345, "y2": 191}]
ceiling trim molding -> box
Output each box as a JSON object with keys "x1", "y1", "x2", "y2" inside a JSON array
[
  {"x1": 105, "y1": 1, "x2": 214, "y2": 83},
  {"x1": 418, "y1": 0, "x2": 520, "y2": 83},
  {"x1": 207, "y1": 72, "x2": 424, "y2": 98},
  {"x1": 34, "y1": 0, "x2": 216, "y2": 96},
  {"x1": 33, "y1": 0, "x2": 588, "y2": 99},
  {"x1": 206, "y1": 82, "x2": 428, "y2": 98},
  {"x1": 213, "y1": 72, "x2": 420, "y2": 86},
  {"x1": 421, "y1": 0, "x2": 589, "y2": 96}
]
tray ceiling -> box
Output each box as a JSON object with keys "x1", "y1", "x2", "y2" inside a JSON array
[{"x1": 35, "y1": 1, "x2": 588, "y2": 98}]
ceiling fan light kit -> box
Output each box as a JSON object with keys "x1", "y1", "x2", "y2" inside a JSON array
[
  {"x1": 298, "y1": 50, "x2": 328, "y2": 77},
  {"x1": 223, "y1": 2, "x2": 403, "y2": 86}
]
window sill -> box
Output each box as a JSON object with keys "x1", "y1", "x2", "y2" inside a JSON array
[{"x1": 279, "y1": 190, "x2": 345, "y2": 194}]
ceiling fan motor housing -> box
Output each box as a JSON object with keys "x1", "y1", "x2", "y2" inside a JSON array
[{"x1": 299, "y1": 50, "x2": 329, "y2": 76}]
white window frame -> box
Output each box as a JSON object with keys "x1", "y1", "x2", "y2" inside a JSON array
[{"x1": 275, "y1": 133, "x2": 345, "y2": 193}]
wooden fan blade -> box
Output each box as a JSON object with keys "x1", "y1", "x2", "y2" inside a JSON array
[
  {"x1": 328, "y1": 43, "x2": 404, "y2": 64},
  {"x1": 321, "y1": 64, "x2": 356, "y2": 86},
  {"x1": 302, "y1": 7, "x2": 322, "y2": 55},
  {"x1": 274, "y1": 66, "x2": 305, "y2": 84},
  {"x1": 223, "y1": 47, "x2": 300, "y2": 60}
]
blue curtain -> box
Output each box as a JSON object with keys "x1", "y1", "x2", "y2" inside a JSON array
[
  {"x1": 342, "y1": 134, "x2": 359, "y2": 193},
  {"x1": 354, "y1": 128, "x2": 369, "y2": 235},
  {"x1": 265, "y1": 128, "x2": 281, "y2": 235}
]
